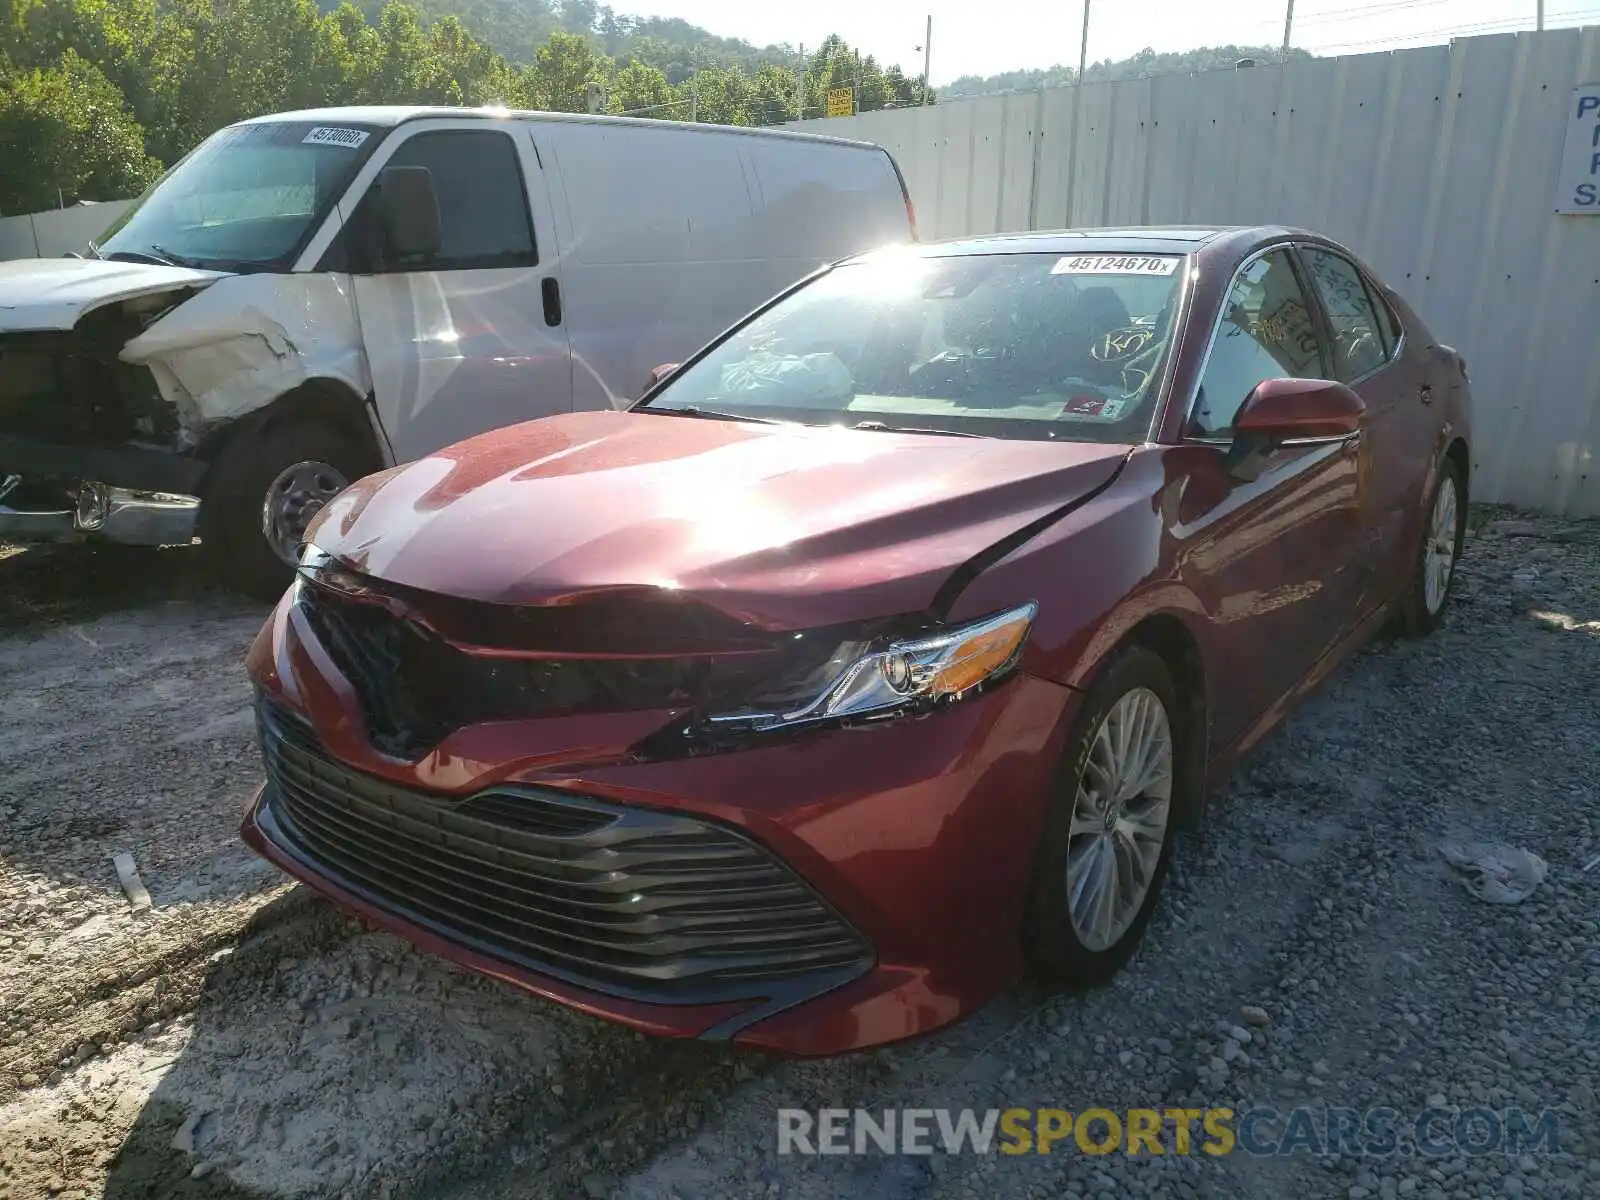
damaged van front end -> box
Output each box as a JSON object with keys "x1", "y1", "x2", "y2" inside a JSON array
[
  {"x1": 0, "y1": 259, "x2": 226, "y2": 546},
  {"x1": 0, "y1": 113, "x2": 389, "y2": 584},
  {"x1": 0, "y1": 261, "x2": 372, "y2": 548}
]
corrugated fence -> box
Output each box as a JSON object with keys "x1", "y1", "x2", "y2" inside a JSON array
[
  {"x1": 792, "y1": 27, "x2": 1600, "y2": 517},
  {"x1": 0, "y1": 201, "x2": 133, "y2": 261}
]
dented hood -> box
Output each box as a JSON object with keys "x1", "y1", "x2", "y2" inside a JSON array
[
  {"x1": 309, "y1": 410, "x2": 1131, "y2": 629},
  {"x1": 0, "y1": 257, "x2": 225, "y2": 331}
]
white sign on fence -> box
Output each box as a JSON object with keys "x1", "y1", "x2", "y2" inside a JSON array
[{"x1": 1553, "y1": 83, "x2": 1600, "y2": 214}]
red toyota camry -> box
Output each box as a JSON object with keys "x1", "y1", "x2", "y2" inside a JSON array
[{"x1": 242, "y1": 227, "x2": 1472, "y2": 1056}]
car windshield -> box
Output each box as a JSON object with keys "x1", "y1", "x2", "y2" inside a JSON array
[
  {"x1": 96, "y1": 120, "x2": 384, "y2": 272},
  {"x1": 639, "y1": 250, "x2": 1186, "y2": 442}
]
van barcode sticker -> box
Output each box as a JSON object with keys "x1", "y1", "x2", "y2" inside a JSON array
[
  {"x1": 1051, "y1": 254, "x2": 1179, "y2": 276},
  {"x1": 302, "y1": 126, "x2": 370, "y2": 149}
]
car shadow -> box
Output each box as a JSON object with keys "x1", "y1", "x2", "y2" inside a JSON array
[
  {"x1": 94, "y1": 885, "x2": 751, "y2": 1200},
  {"x1": 0, "y1": 542, "x2": 227, "y2": 633}
]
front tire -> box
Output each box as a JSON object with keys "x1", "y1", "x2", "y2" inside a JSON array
[
  {"x1": 1023, "y1": 645, "x2": 1182, "y2": 987},
  {"x1": 198, "y1": 419, "x2": 371, "y2": 601},
  {"x1": 1398, "y1": 456, "x2": 1465, "y2": 639}
]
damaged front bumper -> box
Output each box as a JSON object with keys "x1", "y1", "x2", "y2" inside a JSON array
[
  {"x1": 0, "y1": 472, "x2": 198, "y2": 547},
  {"x1": 0, "y1": 299, "x2": 211, "y2": 547}
]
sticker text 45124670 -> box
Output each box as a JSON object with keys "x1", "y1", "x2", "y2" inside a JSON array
[{"x1": 1051, "y1": 255, "x2": 1180, "y2": 276}]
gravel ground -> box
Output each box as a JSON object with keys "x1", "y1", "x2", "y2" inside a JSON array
[{"x1": 1, "y1": 508, "x2": 1597, "y2": 1200}]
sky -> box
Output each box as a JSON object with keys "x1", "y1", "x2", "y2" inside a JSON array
[{"x1": 620, "y1": 0, "x2": 1598, "y2": 84}]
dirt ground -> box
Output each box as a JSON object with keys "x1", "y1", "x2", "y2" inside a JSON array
[{"x1": 1, "y1": 508, "x2": 1596, "y2": 1200}]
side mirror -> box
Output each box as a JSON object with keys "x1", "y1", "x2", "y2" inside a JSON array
[
  {"x1": 377, "y1": 165, "x2": 441, "y2": 262},
  {"x1": 1226, "y1": 378, "x2": 1365, "y2": 481},
  {"x1": 643, "y1": 362, "x2": 680, "y2": 396}
]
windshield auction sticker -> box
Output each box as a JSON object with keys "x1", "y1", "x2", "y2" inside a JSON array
[
  {"x1": 1051, "y1": 254, "x2": 1179, "y2": 275},
  {"x1": 302, "y1": 126, "x2": 370, "y2": 149}
]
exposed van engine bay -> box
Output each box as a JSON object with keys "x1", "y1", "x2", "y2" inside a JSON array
[{"x1": 0, "y1": 260, "x2": 377, "y2": 549}]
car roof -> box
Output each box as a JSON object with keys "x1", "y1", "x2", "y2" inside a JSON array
[
  {"x1": 234, "y1": 105, "x2": 881, "y2": 150},
  {"x1": 875, "y1": 225, "x2": 1308, "y2": 260}
]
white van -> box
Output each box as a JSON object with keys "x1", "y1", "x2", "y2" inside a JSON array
[{"x1": 0, "y1": 105, "x2": 915, "y2": 594}]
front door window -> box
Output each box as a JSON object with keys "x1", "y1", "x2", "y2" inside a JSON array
[{"x1": 1191, "y1": 250, "x2": 1323, "y2": 437}]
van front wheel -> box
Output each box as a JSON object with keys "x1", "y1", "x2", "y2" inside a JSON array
[{"x1": 199, "y1": 420, "x2": 370, "y2": 601}]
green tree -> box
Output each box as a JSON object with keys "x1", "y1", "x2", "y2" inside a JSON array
[
  {"x1": 531, "y1": 28, "x2": 604, "y2": 112},
  {"x1": 137, "y1": 0, "x2": 336, "y2": 163},
  {"x1": 0, "y1": 49, "x2": 159, "y2": 214},
  {"x1": 555, "y1": 0, "x2": 594, "y2": 35},
  {"x1": 746, "y1": 62, "x2": 797, "y2": 126},
  {"x1": 608, "y1": 57, "x2": 670, "y2": 116},
  {"x1": 6, "y1": 0, "x2": 166, "y2": 129},
  {"x1": 676, "y1": 63, "x2": 749, "y2": 125}
]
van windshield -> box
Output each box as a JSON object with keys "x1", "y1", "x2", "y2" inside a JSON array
[
  {"x1": 638, "y1": 251, "x2": 1186, "y2": 444},
  {"x1": 96, "y1": 121, "x2": 384, "y2": 273}
]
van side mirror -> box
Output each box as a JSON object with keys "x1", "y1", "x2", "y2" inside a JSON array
[
  {"x1": 1225, "y1": 377, "x2": 1365, "y2": 482},
  {"x1": 377, "y1": 166, "x2": 441, "y2": 262}
]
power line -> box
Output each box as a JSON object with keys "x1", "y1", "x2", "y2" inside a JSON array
[
  {"x1": 1310, "y1": 5, "x2": 1600, "y2": 50},
  {"x1": 1295, "y1": 0, "x2": 1467, "y2": 28},
  {"x1": 1237, "y1": 0, "x2": 1569, "y2": 38}
]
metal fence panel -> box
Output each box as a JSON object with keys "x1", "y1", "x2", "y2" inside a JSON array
[
  {"x1": 792, "y1": 26, "x2": 1600, "y2": 515},
  {"x1": 0, "y1": 202, "x2": 131, "y2": 260}
]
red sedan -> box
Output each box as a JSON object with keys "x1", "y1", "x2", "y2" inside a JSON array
[{"x1": 242, "y1": 227, "x2": 1471, "y2": 1056}]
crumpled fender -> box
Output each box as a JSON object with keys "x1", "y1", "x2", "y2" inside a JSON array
[{"x1": 120, "y1": 273, "x2": 371, "y2": 443}]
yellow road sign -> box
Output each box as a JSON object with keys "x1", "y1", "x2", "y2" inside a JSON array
[{"x1": 826, "y1": 87, "x2": 854, "y2": 118}]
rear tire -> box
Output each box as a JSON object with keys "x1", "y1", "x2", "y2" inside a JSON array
[
  {"x1": 1023, "y1": 645, "x2": 1183, "y2": 987},
  {"x1": 1397, "y1": 456, "x2": 1465, "y2": 639},
  {"x1": 198, "y1": 419, "x2": 372, "y2": 602}
]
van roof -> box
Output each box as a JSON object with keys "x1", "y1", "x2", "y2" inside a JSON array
[{"x1": 236, "y1": 105, "x2": 884, "y2": 151}]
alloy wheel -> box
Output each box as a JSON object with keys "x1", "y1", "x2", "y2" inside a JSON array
[
  {"x1": 1065, "y1": 686, "x2": 1174, "y2": 953},
  {"x1": 1423, "y1": 473, "x2": 1460, "y2": 615}
]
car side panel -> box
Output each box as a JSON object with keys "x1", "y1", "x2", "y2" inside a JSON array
[
  {"x1": 947, "y1": 438, "x2": 1368, "y2": 768},
  {"x1": 1387, "y1": 293, "x2": 1474, "y2": 603},
  {"x1": 1292, "y1": 247, "x2": 1410, "y2": 617}
]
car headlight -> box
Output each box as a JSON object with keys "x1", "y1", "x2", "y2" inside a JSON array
[
  {"x1": 705, "y1": 602, "x2": 1039, "y2": 734},
  {"x1": 292, "y1": 542, "x2": 375, "y2": 601}
]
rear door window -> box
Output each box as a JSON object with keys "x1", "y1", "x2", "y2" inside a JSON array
[{"x1": 1303, "y1": 248, "x2": 1389, "y2": 381}]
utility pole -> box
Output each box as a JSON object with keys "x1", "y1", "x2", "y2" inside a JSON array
[
  {"x1": 922, "y1": 15, "x2": 932, "y2": 105},
  {"x1": 796, "y1": 43, "x2": 805, "y2": 120},
  {"x1": 1064, "y1": 0, "x2": 1091, "y2": 228},
  {"x1": 1283, "y1": 0, "x2": 1295, "y2": 51},
  {"x1": 690, "y1": 46, "x2": 699, "y2": 122},
  {"x1": 1076, "y1": 0, "x2": 1091, "y2": 86},
  {"x1": 1537, "y1": 0, "x2": 1545, "y2": 30}
]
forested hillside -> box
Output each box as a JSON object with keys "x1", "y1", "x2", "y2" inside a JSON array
[
  {"x1": 330, "y1": 0, "x2": 797, "y2": 76},
  {"x1": 0, "y1": 0, "x2": 927, "y2": 214},
  {"x1": 0, "y1": 0, "x2": 1313, "y2": 218},
  {"x1": 943, "y1": 43, "x2": 1313, "y2": 97}
]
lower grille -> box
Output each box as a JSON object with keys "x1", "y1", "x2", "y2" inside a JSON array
[{"x1": 254, "y1": 698, "x2": 873, "y2": 1004}]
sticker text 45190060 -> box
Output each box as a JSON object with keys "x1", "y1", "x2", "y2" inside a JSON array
[
  {"x1": 1051, "y1": 255, "x2": 1179, "y2": 276},
  {"x1": 302, "y1": 126, "x2": 370, "y2": 150}
]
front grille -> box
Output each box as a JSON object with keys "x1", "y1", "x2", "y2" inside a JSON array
[
  {"x1": 0, "y1": 326, "x2": 173, "y2": 445},
  {"x1": 295, "y1": 581, "x2": 844, "y2": 761},
  {"x1": 255, "y1": 698, "x2": 873, "y2": 1004}
]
